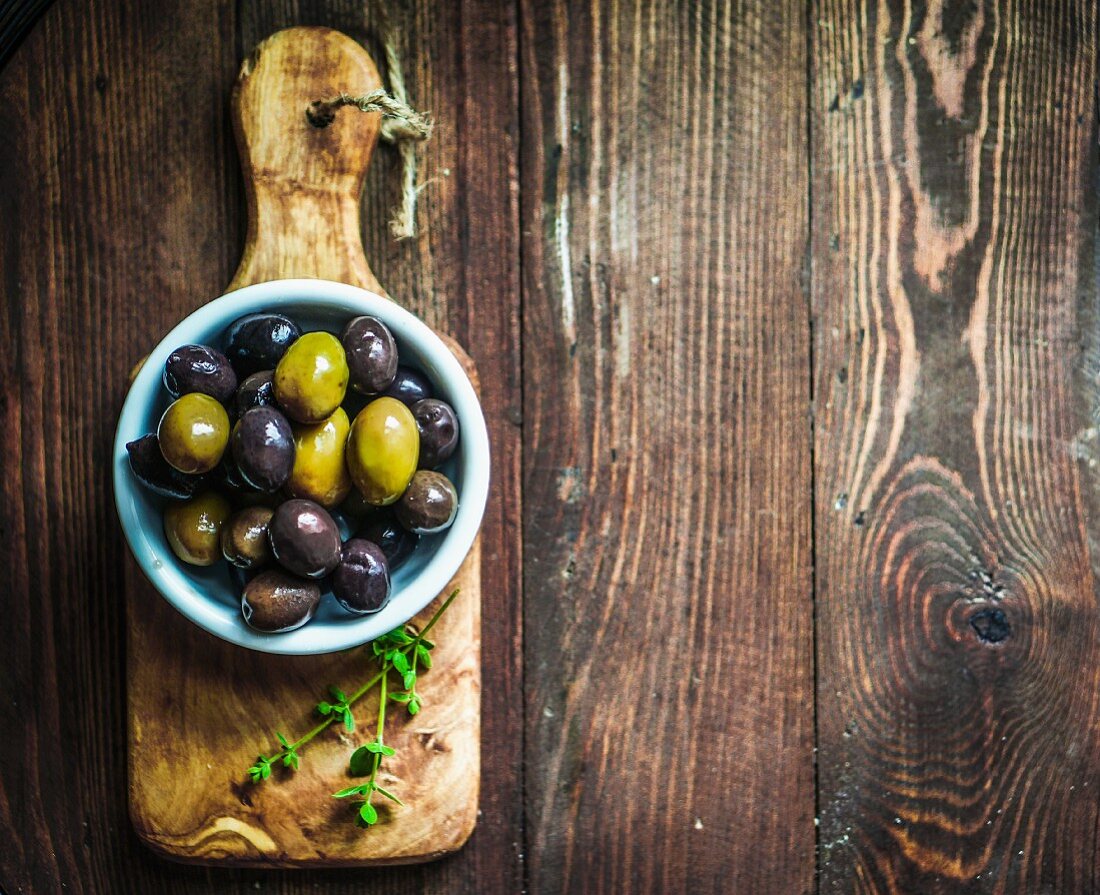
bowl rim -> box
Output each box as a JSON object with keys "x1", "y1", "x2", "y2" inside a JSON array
[{"x1": 113, "y1": 278, "x2": 489, "y2": 655}]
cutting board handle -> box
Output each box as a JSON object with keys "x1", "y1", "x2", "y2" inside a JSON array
[{"x1": 227, "y1": 26, "x2": 387, "y2": 296}]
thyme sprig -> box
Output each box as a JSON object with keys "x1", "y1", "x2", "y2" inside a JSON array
[{"x1": 247, "y1": 589, "x2": 459, "y2": 828}]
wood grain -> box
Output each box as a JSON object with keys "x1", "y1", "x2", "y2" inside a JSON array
[
  {"x1": 7, "y1": 0, "x2": 1100, "y2": 890},
  {"x1": 518, "y1": 1, "x2": 815, "y2": 892},
  {"x1": 811, "y1": 0, "x2": 1100, "y2": 890}
]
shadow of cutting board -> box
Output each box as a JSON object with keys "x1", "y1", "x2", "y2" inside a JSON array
[{"x1": 126, "y1": 26, "x2": 480, "y2": 866}]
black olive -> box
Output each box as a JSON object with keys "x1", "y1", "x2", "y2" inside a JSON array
[
  {"x1": 342, "y1": 315, "x2": 398, "y2": 394},
  {"x1": 383, "y1": 366, "x2": 433, "y2": 406},
  {"x1": 234, "y1": 370, "x2": 277, "y2": 415},
  {"x1": 163, "y1": 344, "x2": 238, "y2": 402},
  {"x1": 224, "y1": 312, "x2": 301, "y2": 376},
  {"x1": 126, "y1": 433, "x2": 208, "y2": 500},
  {"x1": 395, "y1": 471, "x2": 458, "y2": 535},
  {"x1": 359, "y1": 510, "x2": 419, "y2": 570},
  {"x1": 221, "y1": 506, "x2": 275, "y2": 569}
]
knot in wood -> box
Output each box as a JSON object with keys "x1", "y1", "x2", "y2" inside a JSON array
[{"x1": 968, "y1": 607, "x2": 1011, "y2": 644}]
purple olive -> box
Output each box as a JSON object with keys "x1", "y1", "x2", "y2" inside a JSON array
[
  {"x1": 231, "y1": 406, "x2": 295, "y2": 492},
  {"x1": 332, "y1": 539, "x2": 391, "y2": 614},
  {"x1": 267, "y1": 499, "x2": 342, "y2": 579},
  {"x1": 412, "y1": 398, "x2": 460, "y2": 468},
  {"x1": 126, "y1": 433, "x2": 208, "y2": 500},
  {"x1": 395, "y1": 471, "x2": 458, "y2": 535},
  {"x1": 163, "y1": 344, "x2": 238, "y2": 402},
  {"x1": 241, "y1": 568, "x2": 321, "y2": 632},
  {"x1": 342, "y1": 315, "x2": 398, "y2": 395},
  {"x1": 383, "y1": 366, "x2": 433, "y2": 407}
]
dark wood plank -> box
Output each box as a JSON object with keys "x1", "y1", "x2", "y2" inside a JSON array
[
  {"x1": 0, "y1": 0, "x2": 521, "y2": 890},
  {"x1": 518, "y1": 1, "x2": 815, "y2": 892},
  {"x1": 0, "y1": 0, "x2": 53, "y2": 68},
  {"x1": 0, "y1": 0, "x2": 244, "y2": 890},
  {"x1": 811, "y1": 0, "x2": 1100, "y2": 890}
]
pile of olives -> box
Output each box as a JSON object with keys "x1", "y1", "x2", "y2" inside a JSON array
[{"x1": 127, "y1": 312, "x2": 461, "y2": 634}]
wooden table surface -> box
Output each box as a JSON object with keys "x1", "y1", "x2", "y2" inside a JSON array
[{"x1": 1, "y1": 0, "x2": 1097, "y2": 892}]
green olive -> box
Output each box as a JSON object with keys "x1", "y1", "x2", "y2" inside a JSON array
[
  {"x1": 346, "y1": 397, "x2": 419, "y2": 506},
  {"x1": 157, "y1": 392, "x2": 230, "y2": 474},
  {"x1": 273, "y1": 331, "x2": 349, "y2": 423},
  {"x1": 286, "y1": 407, "x2": 352, "y2": 508},
  {"x1": 163, "y1": 491, "x2": 231, "y2": 566}
]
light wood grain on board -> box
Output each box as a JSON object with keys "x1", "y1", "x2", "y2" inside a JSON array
[
  {"x1": 811, "y1": 0, "x2": 1100, "y2": 890},
  {"x1": 125, "y1": 26, "x2": 485, "y2": 867},
  {"x1": 519, "y1": 1, "x2": 815, "y2": 892}
]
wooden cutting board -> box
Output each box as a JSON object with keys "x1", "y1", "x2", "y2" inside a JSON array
[{"x1": 126, "y1": 26, "x2": 480, "y2": 867}]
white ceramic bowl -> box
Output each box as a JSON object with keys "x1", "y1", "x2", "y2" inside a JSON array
[{"x1": 113, "y1": 279, "x2": 489, "y2": 655}]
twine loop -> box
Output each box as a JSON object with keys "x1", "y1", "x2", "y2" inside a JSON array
[
  {"x1": 306, "y1": 41, "x2": 432, "y2": 240},
  {"x1": 306, "y1": 90, "x2": 431, "y2": 140}
]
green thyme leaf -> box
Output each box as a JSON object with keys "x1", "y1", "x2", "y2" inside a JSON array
[
  {"x1": 374, "y1": 785, "x2": 404, "y2": 806},
  {"x1": 349, "y1": 746, "x2": 377, "y2": 776},
  {"x1": 333, "y1": 784, "x2": 368, "y2": 798}
]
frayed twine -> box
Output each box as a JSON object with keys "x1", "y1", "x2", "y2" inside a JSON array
[{"x1": 306, "y1": 43, "x2": 432, "y2": 240}]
